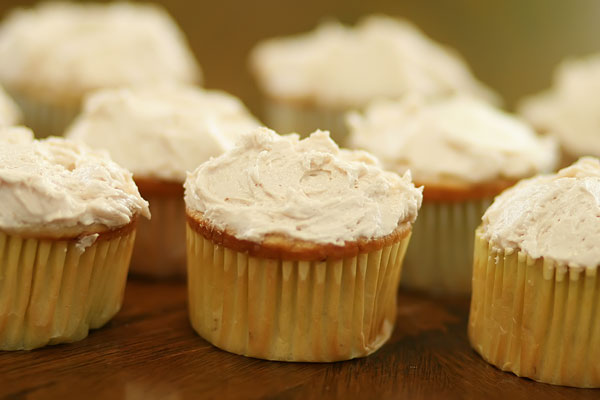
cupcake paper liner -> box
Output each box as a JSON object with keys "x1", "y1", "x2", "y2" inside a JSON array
[
  {"x1": 0, "y1": 228, "x2": 136, "y2": 350},
  {"x1": 468, "y1": 228, "x2": 600, "y2": 388},
  {"x1": 186, "y1": 223, "x2": 411, "y2": 362},
  {"x1": 9, "y1": 90, "x2": 80, "y2": 138},
  {"x1": 129, "y1": 193, "x2": 186, "y2": 279},
  {"x1": 264, "y1": 99, "x2": 349, "y2": 146},
  {"x1": 401, "y1": 197, "x2": 493, "y2": 295}
]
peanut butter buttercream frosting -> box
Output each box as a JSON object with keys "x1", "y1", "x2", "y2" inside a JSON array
[
  {"x1": 347, "y1": 96, "x2": 558, "y2": 185},
  {"x1": 184, "y1": 127, "x2": 423, "y2": 245},
  {"x1": 250, "y1": 15, "x2": 498, "y2": 108},
  {"x1": 66, "y1": 85, "x2": 261, "y2": 182},
  {"x1": 0, "y1": 2, "x2": 201, "y2": 103},
  {"x1": 481, "y1": 157, "x2": 600, "y2": 269},
  {"x1": 519, "y1": 54, "x2": 600, "y2": 158},
  {"x1": 0, "y1": 85, "x2": 19, "y2": 125},
  {"x1": 0, "y1": 126, "x2": 150, "y2": 236}
]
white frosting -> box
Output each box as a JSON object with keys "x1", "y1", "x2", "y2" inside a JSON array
[
  {"x1": 0, "y1": 126, "x2": 150, "y2": 235},
  {"x1": 185, "y1": 127, "x2": 423, "y2": 245},
  {"x1": 0, "y1": 2, "x2": 201, "y2": 102},
  {"x1": 519, "y1": 54, "x2": 600, "y2": 158},
  {"x1": 347, "y1": 96, "x2": 558, "y2": 185},
  {"x1": 481, "y1": 157, "x2": 600, "y2": 269},
  {"x1": 75, "y1": 233, "x2": 99, "y2": 252},
  {"x1": 250, "y1": 15, "x2": 498, "y2": 108},
  {"x1": 0, "y1": 85, "x2": 20, "y2": 126},
  {"x1": 66, "y1": 85, "x2": 261, "y2": 182}
]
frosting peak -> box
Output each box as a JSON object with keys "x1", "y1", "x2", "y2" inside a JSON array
[
  {"x1": 481, "y1": 157, "x2": 600, "y2": 269},
  {"x1": 0, "y1": 2, "x2": 201, "y2": 102},
  {"x1": 184, "y1": 128, "x2": 423, "y2": 244},
  {"x1": 347, "y1": 96, "x2": 558, "y2": 185},
  {"x1": 250, "y1": 15, "x2": 498, "y2": 108},
  {"x1": 66, "y1": 85, "x2": 261, "y2": 182},
  {"x1": 0, "y1": 127, "x2": 150, "y2": 236}
]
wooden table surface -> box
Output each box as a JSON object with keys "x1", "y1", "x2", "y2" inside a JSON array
[{"x1": 0, "y1": 279, "x2": 597, "y2": 400}]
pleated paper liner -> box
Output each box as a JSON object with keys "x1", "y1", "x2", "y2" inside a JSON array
[
  {"x1": 468, "y1": 228, "x2": 600, "y2": 388},
  {"x1": 0, "y1": 223, "x2": 136, "y2": 350},
  {"x1": 401, "y1": 181, "x2": 514, "y2": 296},
  {"x1": 402, "y1": 197, "x2": 493, "y2": 295},
  {"x1": 9, "y1": 90, "x2": 80, "y2": 138},
  {"x1": 186, "y1": 216, "x2": 412, "y2": 362},
  {"x1": 129, "y1": 178, "x2": 186, "y2": 279},
  {"x1": 264, "y1": 98, "x2": 349, "y2": 146}
]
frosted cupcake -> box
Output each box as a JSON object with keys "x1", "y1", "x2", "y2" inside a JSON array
[
  {"x1": 347, "y1": 96, "x2": 558, "y2": 295},
  {"x1": 469, "y1": 158, "x2": 600, "y2": 388},
  {"x1": 0, "y1": 2, "x2": 201, "y2": 137},
  {"x1": 519, "y1": 54, "x2": 600, "y2": 166},
  {"x1": 0, "y1": 85, "x2": 20, "y2": 126},
  {"x1": 0, "y1": 127, "x2": 149, "y2": 350},
  {"x1": 66, "y1": 85, "x2": 260, "y2": 278},
  {"x1": 250, "y1": 15, "x2": 498, "y2": 145},
  {"x1": 184, "y1": 127, "x2": 422, "y2": 361}
]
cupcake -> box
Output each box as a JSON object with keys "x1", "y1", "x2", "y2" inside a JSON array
[
  {"x1": 0, "y1": 126, "x2": 149, "y2": 350},
  {"x1": 469, "y1": 158, "x2": 600, "y2": 388},
  {"x1": 519, "y1": 54, "x2": 600, "y2": 166},
  {"x1": 0, "y1": 2, "x2": 201, "y2": 138},
  {"x1": 249, "y1": 15, "x2": 498, "y2": 145},
  {"x1": 0, "y1": 84, "x2": 20, "y2": 126},
  {"x1": 184, "y1": 127, "x2": 422, "y2": 361},
  {"x1": 66, "y1": 85, "x2": 260, "y2": 279},
  {"x1": 347, "y1": 96, "x2": 558, "y2": 295}
]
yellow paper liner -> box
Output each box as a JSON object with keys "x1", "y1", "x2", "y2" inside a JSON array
[
  {"x1": 402, "y1": 197, "x2": 493, "y2": 295},
  {"x1": 0, "y1": 228, "x2": 136, "y2": 350},
  {"x1": 264, "y1": 99, "x2": 349, "y2": 146},
  {"x1": 468, "y1": 228, "x2": 600, "y2": 388},
  {"x1": 186, "y1": 223, "x2": 411, "y2": 362},
  {"x1": 129, "y1": 194, "x2": 186, "y2": 279},
  {"x1": 9, "y1": 90, "x2": 80, "y2": 138}
]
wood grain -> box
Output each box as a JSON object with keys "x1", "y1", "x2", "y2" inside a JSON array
[{"x1": 0, "y1": 280, "x2": 596, "y2": 400}]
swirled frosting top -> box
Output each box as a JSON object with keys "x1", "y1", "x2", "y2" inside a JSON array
[
  {"x1": 481, "y1": 157, "x2": 600, "y2": 269},
  {"x1": 0, "y1": 126, "x2": 150, "y2": 236},
  {"x1": 519, "y1": 54, "x2": 600, "y2": 158},
  {"x1": 66, "y1": 85, "x2": 261, "y2": 182},
  {"x1": 0, "y1": 2, "x2": 201, "y2": 102},
  {"x1": 250, "y1": 15, "x2": 498, "y2": 108},
  {"x1": 347, "y1": 96, "x2": 558, "y2": 185},
  {"x1": 184, "y1": 127, "x2": 423, "y2": 245}
]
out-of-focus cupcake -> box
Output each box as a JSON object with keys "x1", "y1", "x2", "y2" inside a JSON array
[
  {"x1": 0, "y1": 2, "x2": 201, "y2": 137},
  {"x1": 249, "y1": 15, "x2": 498, "y2": 145},
  {"x1": 0, "y1": 126, "x2": 149, "y2": 350},
  {"x1": 519, "y1": 54, "x2": 600, "y2": 166},
  {"x1": 0, "y1": 84, "x2": 20, "y2": 126},
  {"x1": 66, "y1": 85, "x2": 260, "y2": 279},
  {"x1": 347, "y1": 96, "x2": 558, "y2": 295},
  {"x1": 184, "y1": 127, "x2": 422, "y2": 361},
  {"x1": 469, "y1": 158, "x2": 600, "y2": 388}
]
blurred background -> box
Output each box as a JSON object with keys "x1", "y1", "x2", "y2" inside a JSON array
[{"x1": 2, "y1": 0, "x2": 600, "y2": 117}]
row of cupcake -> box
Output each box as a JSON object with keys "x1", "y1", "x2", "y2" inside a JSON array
[
  {"x1": 0, "y1": 124, "x2": 421, "y2": 358},
  {"x1": 0, "y1": 80, "x2": 560, "y2": 296},
  {"x1": 2, "y1": 122, "x2": 598, "y2": 387},
  {"x1": 0, "y1": 1, "x2": 598, "y2": 389},
  {"x1": 0, "y1": 2, "x2": 596, "y2": 163},
  {"x1": 0, "y1": 2, "x2": 582, "y2": 289}
]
